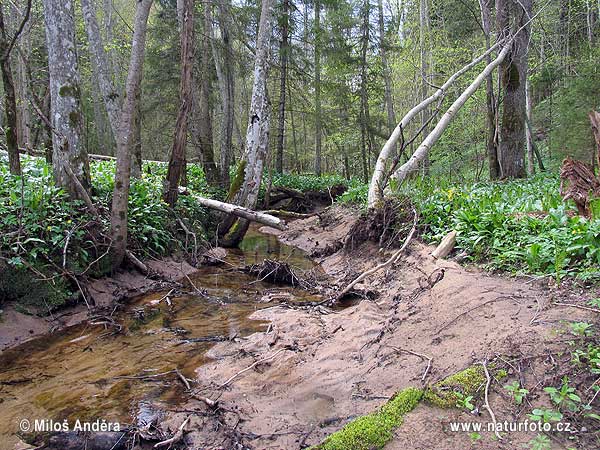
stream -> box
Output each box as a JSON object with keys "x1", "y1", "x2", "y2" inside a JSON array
[{"x1": 0, "y1": 227, "x2": 320, "y2": 446}]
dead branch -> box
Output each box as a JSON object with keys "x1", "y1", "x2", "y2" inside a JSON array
[
  {"x1": 480, "y1": 360, "x2": 502, "y2": 440},
  {"x1": 436, "y1": 296, "x2": 518, "y2": 333},
  {"x1": 388, "y1": 346, "x2": 433, "y2": 382},
  {"x1": 175, "y1": 368, "x2": 191, "y2": 390},
  {"x1": 154, "y1": 415, "x2": 190, "y2": 448},
  {"x1": 336, "y1": 209, "x2": 418, "y2": 300},
  {"x1": 219, "y1": 348, "x2": 287, "y2": 388},
  {"x1": 553, "y1": 302, "x2": 600, "y2": 314}
]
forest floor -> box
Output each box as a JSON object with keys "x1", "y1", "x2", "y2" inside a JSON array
[{"x1": 156, "y1": 205, "x2": 598, "y2": 450}]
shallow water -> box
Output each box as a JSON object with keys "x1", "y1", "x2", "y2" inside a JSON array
[{"x1": 0, "y1": 227, "x2": 319, "y2": 444}]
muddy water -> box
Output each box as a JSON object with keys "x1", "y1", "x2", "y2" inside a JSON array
[{"x1": 0, "y1": 227, "x2": 319, "y2": 445}]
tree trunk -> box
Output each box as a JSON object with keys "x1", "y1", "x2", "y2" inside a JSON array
[
  {"x1": 42, "y1": 0, "x2": 91, "y2": 196},
  {"x1": 525, "y1": 78, "x2": 535, "y2": 175},
  {"x1": 378, "y1": 0, "x2": 396, "y2": 157},
  {"x1": 368, "y1": 42, "x2": 503, "y2": 207},
  {"x1": 110, "y1": 0, "x2": 152, "y2": 269},
  {"x1": 0, "y1": 3, "x2": 20, "y2": 175},
  {"x1": 392, "y1": 43, "x2": 512, "y2": 185},
  {"x1": 164, "y1": 0, "x2": 194, "y2": 207},
  {"x1": 219, "y1": 0, "x2": 273, "y2": 246},
  {"x1": 275, "y1": 0, "x2": 289, "y2": 173},
  {"x1": 496, "y1": 0, "x2": 531, "y2": 179},
  {"x1": 479, "y1": 0, "x2": 499, "y2": 179},
  {"x1": 193, "y1": 3, "x2": 217, "y2": 185},
  {"x1": 314, "y1": 0, "x2": 322, "y2": 176},
  {"x1": 212, "y1": 0, "x2": 234, "y2": 187},
  {"x1": 81, "y1": 0, "x2": 121, "y2": 139},
  {"x1": 359, "y1": 0, "x2": 371, "y2": 183}
]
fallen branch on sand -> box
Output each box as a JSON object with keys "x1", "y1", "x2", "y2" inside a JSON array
[
  {"x1": 553, "y1": 302, "x2": 600, "y2": 314},
  {"x1": 220, "y1": 348, "x2": 287, "y2": 388},
  {"x1": 179, "y1": 188, "x2": 287, "y2": 231},
  {"x1": 480, "y1": 360, "x2": 502, "y2": 440},
  {"x1": 388, "y1": 346, "x2": 433, "y2": 382},
  {"x1": 154, "y1": 415, "x2": 190, "y2": 448},
  {"x1": 336, "y1": 210, "x2": 417, "y2": 301}
]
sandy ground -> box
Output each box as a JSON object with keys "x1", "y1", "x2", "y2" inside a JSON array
[
  {"x1": 0, "y1": 257, "x2": 197, "y2": 352},
  {"x1": 156, "y1": 206, "x2": 597, "y2": 449}
]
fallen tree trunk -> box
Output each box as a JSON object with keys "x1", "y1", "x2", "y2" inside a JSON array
[
  {"x1": 391, "y1": 42, "x2": 512, "y2": 185},
  {"x1": 367, "y1": 40, "x2": 505, "y2": 208},
  {"x1": 182, "y1": 190, "x2": 287, "y2": 231}
]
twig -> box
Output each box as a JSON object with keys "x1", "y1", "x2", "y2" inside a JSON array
[
  {"x1": 481, "y1": 360, "x2": 502, "y2": 440},
  {"x1": 153, "y1": 415, "x2": 190, "y2": 448},
  {"x1": 336, "y1": 209, "x2": 418, "y2": 300},
  {"x1": 388, "y1": 346, "x2": 433, "y2": 382},
  {"x1": 553, "y1": 302, "x2": 600, "y2": 314},
  {"x1": 437, "y1": 296, "x2": 517, "y2": 333},
  {"x1": 220, "y1": 348, "x2": 287, "y2": 388},
  {"x1": 175, "y1": 368, "x2": 191, "y2": 390},
  {"x1": 191, "y1": 393, "x2": 218, "y2": 408}
]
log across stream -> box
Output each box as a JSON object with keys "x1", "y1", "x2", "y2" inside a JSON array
[{"x1": 0, "y1": 226, "x2": 321, "y2": 447}]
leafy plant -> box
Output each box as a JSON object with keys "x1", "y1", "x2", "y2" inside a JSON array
[
  {"x1": 525, "y1": 434, "x2": 551, "y2": 450},
  {"x1": 504, "y1": 381, "x2": 529, "y2": 405},
  {"x1": 527, "y1": 408, "x2": 563, "y2": 423},
  {"x1": 570, "y1": 322, "x2": 593, "y2": 337},
  {"x1": 543, "y1": 376, "x2": 582, "y2": 412},
  {"x1": 455, "y1": 392, "x2": 475, "y2": 411}
]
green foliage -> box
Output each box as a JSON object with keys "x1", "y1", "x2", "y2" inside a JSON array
[
  {"x1": 525, "y1": 434, "x2": 552, "y2": 450},
  {"x1": 527, "y1": 408, "x2": 563, "y2": 423},
  {"x1": 504, "y1": 381, "x2": 529, "y2": 405},
  {"x1": 0, "y1": 155, "x2": 211, "y2": 312},
  {"x1": 423, "y1": 365, "x2": 485, "y2": 409},
  {"x1": 337, "y1": 182, "x2": 369, "y2": 205},
  {"x1": 411, "y1": 172, "x2": 600, "y2": 280},
  {"x1": 270, "y1": 172, "x2": 350, "y2": 193},
  {"x1": 570, "y1": 322, "x2": 594, "y2": 337},
  {"x1": 543, "y1": 376, "x2": 583, "y2": 413},
  {"x1": 315, "y1": 387, "x2": 423, "y2": 450},
  {"x1": 572, "y1": 344, "x2": 600, "y2": 375}
]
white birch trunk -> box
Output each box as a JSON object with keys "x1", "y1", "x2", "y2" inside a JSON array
[
  {"x1": 367, "y1": 41, "x2": 503, "y2": 208},
  {"x1": 392, "y1": 43, "x2": 512, "y2": 185}
]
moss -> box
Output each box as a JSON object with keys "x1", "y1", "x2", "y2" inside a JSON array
[
  {"x1": 423, "y1": 365, "x2": 486, "y2": 408},
  {"x1": 496, "y1": 369, "x2": 508, "y2": 380},
  {"x1": 226, "y1": 160, "x2": 247, "y2": 202},
  {"x1": 0, "y1": 266, "x2": 72, "y2": 313},
  {"x1": 314, "y1": 387, "x2": 423, "y2": 450}
]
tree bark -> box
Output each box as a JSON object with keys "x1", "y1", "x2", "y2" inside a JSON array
[
  {"x1": 392, "y1": 43, "x2": 512, "y2": 185},
  {"x1": 275, "y1": 0, "x2": 289, "y2": 173},
  {"x1": 496, "y1": 0, "x2": 531, "y2": 179},
  {"x1": 219, "y1": 0, "x2": 273, "y2": 246},
  {"x1": 314, "y1": 0, "x2": 322, "y2": 176},
  {"x1": 42, "y1": 0, "x2": 91, "y2": 196},
  {"x1": 164, "y1": 0, "x2": 195, "y2": 207},
  {"x1": 0, "y1": 2, "x2": 20, "y2": 175},
  {"x1": 110, "y1": 0, "x2": 152, "y2": 269},
  {"x1": 479, "y1": 0, "x2": 499, "y2": 179}
]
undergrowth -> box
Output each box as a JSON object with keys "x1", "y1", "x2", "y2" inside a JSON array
[{"x1": 0, "y1": 156, "x2": 211, "y2": 311}]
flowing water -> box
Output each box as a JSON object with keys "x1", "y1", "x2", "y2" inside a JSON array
[{"x1": 0, "y1": 227, "x2": 319, "y2": 446}]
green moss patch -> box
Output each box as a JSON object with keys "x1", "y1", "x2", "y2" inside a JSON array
[
  {"x1": 423, "y1": 365, "x2": 486, "y2": 408},
  {"x1": 314, "y1": 387, "x2": 423, "y2": 450}
]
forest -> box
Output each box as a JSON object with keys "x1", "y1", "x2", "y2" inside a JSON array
[{"x1": 1, "y1": 0, "x2": 600, "y2": 448}]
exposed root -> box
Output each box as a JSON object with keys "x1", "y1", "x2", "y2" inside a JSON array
[
  {"x1": 343, "y1": 198, "x2": 414, "y2": 251},
  {"x1": 560, "y1": 157, "x2": 600, "y2": 217},
  {"x1": 244, "y1": 259, "x2": 304, "y2": 286}
]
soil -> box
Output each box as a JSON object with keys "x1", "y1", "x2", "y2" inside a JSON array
[
  {"x1": 0, "y1": 257, "x2": 197, "y2": 352},
  {"x1": 158, "y1": 206, "x2": 598, "y2": 450}
]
